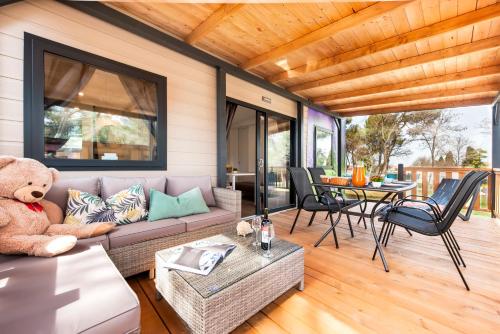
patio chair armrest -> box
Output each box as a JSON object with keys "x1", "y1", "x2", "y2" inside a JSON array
[
  {"x1": 391, "y1": 202, "x2": 441, "y2": 222},
  {"x1": 346, "y1": 189, "x2": 362, "y2": 201},
  {"x1": 299, "y1": 193, "x2": 319, "y2": 207},
  {"x1": 319, "y1": 190, "x2": 343, "y2": 198},
  {"x1": 394, "y1": 196, "x2": 442, "y2": 220},
  {"x1": 213, "y1": 188, "x2": 241, "y2": 219},
  {"x1": 314, "y1": 191, "x2": 342, "y2": 210},
  {"x1": 401, "y1": 195, "x2": 441, "y2": 212}
]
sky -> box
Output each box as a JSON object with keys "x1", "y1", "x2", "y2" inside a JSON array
[{"x1": 350, "y1": 105, "x2": 493, "y2": 167}]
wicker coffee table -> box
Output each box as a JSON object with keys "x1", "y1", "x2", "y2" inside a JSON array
[{"x1": 155, "y1": 233, "x2": 304, "y2": 334}]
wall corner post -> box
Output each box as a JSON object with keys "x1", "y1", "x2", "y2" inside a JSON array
[
  {"x1": 338, "y1": 118, "x2": 346, "y2": 176},
  {"x1": 216, "y1": 67, "x2": 227, "y2": 188}
]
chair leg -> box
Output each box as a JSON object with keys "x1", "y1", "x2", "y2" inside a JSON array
[
  {"x1": 443, "y1": 233, "x2": 460, "y2": 268},
  {"x1": 314, "y1": 211, "x2": 341, "y2": 248},
  {"x1": 447, "y1": 231, "x2": 465, "y2": 266},
  {"x1": 448, "y1": 229, "x2": 461, "y2": 250},
  {"x1": 329, "y1": 212, "x2": 340, "y2": 249},
  {"x1": 445, "y1": 231, "x2": 466, "y2": 267},
  {"x1": 346, "y1": 214, "x2": 354, "y2": 238},
  {"x1": 372, "y1": 221, "x2": 387, "y2": 260},
  {"x1": 290, "y1": 209, "x2": 302, "y2": 234},
  {"x1": 440, "y1": 234, "x2": 470, "y2": 290},
  {"x1": 405, "y1": 228, "x2": 412, "y2": 236},
  {"x1": 308, "y1": 212, "x2": 316, "y2": 227},
  {"x1": 381, "y1": 223, "x2": 392, "y2": 247},
  {"x1": 384, "y1": 224, "x2": 395, "y2": 247}
]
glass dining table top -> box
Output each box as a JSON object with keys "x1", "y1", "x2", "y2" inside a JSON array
[{"x1": 312, "y1": 180, "x2": 417, "y2": 192}]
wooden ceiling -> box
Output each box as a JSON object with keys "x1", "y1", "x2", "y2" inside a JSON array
[{"x1": 105, "y1": 1, "x2": 500, "y2": 116}]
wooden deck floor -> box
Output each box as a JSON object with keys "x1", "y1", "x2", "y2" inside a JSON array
[{"x1": 127, "y1": 210, "x2": 500, "y2": 334}]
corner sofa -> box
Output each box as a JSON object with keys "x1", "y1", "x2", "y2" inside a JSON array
[{"x1": 1, "y1": 175, "x2": 241, "y2": 333}]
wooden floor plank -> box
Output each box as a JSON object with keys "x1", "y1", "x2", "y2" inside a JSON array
[{"x1": 127, "y1": 210, "x2": 500, "y2": 334}]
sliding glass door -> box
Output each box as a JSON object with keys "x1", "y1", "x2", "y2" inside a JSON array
[
  {"x1": 227, "y1": 100, "x2": 295, "y2": 216},
  {"x1": 266, "y1": 115, "x2": 292, "y2": 210}
]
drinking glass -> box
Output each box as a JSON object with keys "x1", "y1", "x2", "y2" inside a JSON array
[
  {"x1": 251, "y1": 216, "x2": 261, "y2": 247},
  {"x1": 262, "y1": 224, "x2": 275, "y2": 258}
]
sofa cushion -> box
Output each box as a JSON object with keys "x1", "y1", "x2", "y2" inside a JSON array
[
  {"x1": 100, "y1": 176, "x2": 166, "y2": 205},
  {"x1": 0, "y1": 244, "x2": 140, "y2": 334},
  {"x1": 166, "y1": 175, "x2": 216, "y2": 206},
  {"x1": 64, "y1": 189, "x2": 111, "y2": 225},
  {"x1": 45, "y1": 176, "x2": 99, "y2": 211},
  {"x1": 108, "y1": 218, "x2": 186, "y2": 249},
  {"x1": 149, "y1": 187, "x2": 209, "y2": 221},
  {"x1": 178, "y1": 207, "x2": 236, "y2": 232},
  {"x1": 106, "y1": 184, "x2": 148, "y2": 225},
  {"x1": 76, "y1": 234, "x2": 110, "y2": 250}
]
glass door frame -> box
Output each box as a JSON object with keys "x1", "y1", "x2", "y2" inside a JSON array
[{"x1": 227, "y1": 97, "x2": 297, "y2": 215}]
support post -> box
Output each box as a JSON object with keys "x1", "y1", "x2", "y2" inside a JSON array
[
  {"x1": 338, "y1": 118, "x2": 346, "y2": 176},
  {"x1": 397, "y1": 164, "x2": 404, "y2": 181},
  {"x1": 491, "y1": 96, "x2": 500, "y2": 217},
  {"x1": 296, "y1": 101, "x2": 303, "y2": 168},
  {"x1": 216, "y1": 67, "x2": 227, "y2": 188}
]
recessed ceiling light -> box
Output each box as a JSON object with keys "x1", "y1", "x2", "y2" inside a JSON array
[{"x1": 78, "y1": 91, "x2": 84, "y2": 96}]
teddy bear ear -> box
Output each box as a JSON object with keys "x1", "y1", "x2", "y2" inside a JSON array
[
  {"x1": 0, "y1": 156, "x2": 16, "y2": 169},
  {"x1": 49, "y1": 168, "x2": 60, "y2": 183}
]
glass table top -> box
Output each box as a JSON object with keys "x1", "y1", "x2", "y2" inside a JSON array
[{"x1": 156, "y1": 233, "x2": 302, "y2": 298}]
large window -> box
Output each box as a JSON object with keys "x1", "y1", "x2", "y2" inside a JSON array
[
  {"x1": 25, "y1": 34, "x2": 166, "y2": 170},
  {"x1": 314, "y1": 126, "x2": 336, "y2": 172}
]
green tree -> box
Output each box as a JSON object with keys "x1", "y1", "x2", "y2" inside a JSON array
[
  {"x1": 363, "y1": 113, "x2": 420, "y2": 174},
  {"x1": 444, "y1": 151, "x2": 455, "y2": 166},
  {"x1": 407, "y1": 110, "x2": 463, "y2": 167},
  {"x1": 462, "y1": 146, "x2": 487, "y2": 168}
]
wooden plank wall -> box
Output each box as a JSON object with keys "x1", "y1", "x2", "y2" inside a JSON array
[
  {"x1": 0, "y1": 0, "x2": 219, "y2": 181},
  {"x1": 0, "y1": 1, "x2": 299, "y2": 182},
  {"x1": 226, "y1": 74, "x2": 297, "y2": 118}
]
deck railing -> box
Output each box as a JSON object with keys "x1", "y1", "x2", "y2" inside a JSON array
[{"x1": 403, "y1": 166, "x2": 493, "y2": 214}]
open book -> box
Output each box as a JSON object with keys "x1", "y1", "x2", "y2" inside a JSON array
[{"x1": 163, "y1": 243, "x2": 236, "y2": 276}]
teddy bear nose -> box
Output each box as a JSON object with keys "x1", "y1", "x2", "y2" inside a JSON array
[{"x1": 31, "y1": 191, "x2": 43, "y2": 198}]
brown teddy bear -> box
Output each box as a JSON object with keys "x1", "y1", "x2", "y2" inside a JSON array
[{"x1": 0, "y1": 156, "x2": 115, "y2": 257}]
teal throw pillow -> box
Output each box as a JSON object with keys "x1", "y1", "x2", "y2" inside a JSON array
[{"x1": 148, "y1": 187, "x2": 210, "y2": 221}]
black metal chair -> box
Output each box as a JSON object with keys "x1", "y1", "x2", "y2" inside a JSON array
[
  {"x1": 400, "y1": 177, "x2": 480, "y2": 222},
  {"x1": 288, "y1": 167, "x2": 361, "y2": 248},
  {"x1": 308, "y1": 167, "x2": 366, "y2": 230},
  {"x1": 376, "y1": 171, "x2": 489, "y2": 290}
]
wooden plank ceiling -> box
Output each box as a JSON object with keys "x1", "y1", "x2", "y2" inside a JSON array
[{"x1": 105, "y1": 0, "x2": 500, "y2": 116}]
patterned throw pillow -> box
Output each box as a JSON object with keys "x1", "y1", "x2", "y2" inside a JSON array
[
  {"x1": 105, "y1": 184, "x2": 148, "y2": 225},
  {"x1": 64, "y1": 184, "x2": 148, "y2": 225},
  {"x1": 64, "y1": 189, "x2": 116, "y2": 225}
]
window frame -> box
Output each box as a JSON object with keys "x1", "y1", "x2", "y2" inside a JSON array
[
  {"x1": 313, "y1": 125, "x2": 336, "y2": 170},
  {"x1": 24, "y1": 33, "x2": 167, "y2": 171}
]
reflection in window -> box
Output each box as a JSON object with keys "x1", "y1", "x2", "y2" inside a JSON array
[
  {"x1": 315, "y1": 126, "x2": 336, "y2": 175},
  {"x1": 43, "y1": 52, "x2": 158, "y2": 161},
  {"x1": 267, "y1": 116, "x2": 291, "y2": 209}
]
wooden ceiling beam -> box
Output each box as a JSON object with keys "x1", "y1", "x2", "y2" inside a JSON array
[
  {"x1": 268, "y1": 3, "x2": 500, "y2": 83},
  {"x1": 240, "y1": 1, "x2": 409, "y2": 70},
  {"x1": 185, "y1": 4, "x2": 245, "y2": 45},
  {"x1": 336, "y1": 97, "x2": 495, "y2": 117},
  {"x1": 330, "y1": 84, "x2": 500, "y2": 110},
  {"x1": 314, "y1": 65, "x2": 500, "y2": 103},
  {"x1": 290, "y1": 35, "x2": 500, "y2": 92}
]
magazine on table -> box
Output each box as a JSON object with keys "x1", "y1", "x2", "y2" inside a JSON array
[{"x1": 163, "y1": 242, "x2": 236, "y2": 275}]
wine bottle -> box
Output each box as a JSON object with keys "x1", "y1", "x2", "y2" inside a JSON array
[{"x1": 261, "y1": 208, "x2": 272, "y2": 251}]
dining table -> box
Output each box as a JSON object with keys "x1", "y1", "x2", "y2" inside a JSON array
[{"x1": 311, "y1": 180, "x2": 417, "y2": 272}]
